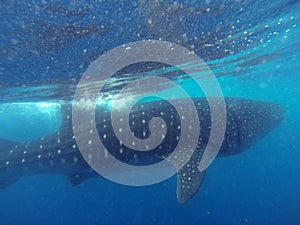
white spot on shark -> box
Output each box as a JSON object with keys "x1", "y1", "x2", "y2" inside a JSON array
[{"x1": 73, "y1": 157, "x2": 78, "y2": 163}]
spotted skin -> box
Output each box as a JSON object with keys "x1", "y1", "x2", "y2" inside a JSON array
[{"x1": 0, "y1": 98, "x2": 283, "y2": 203}]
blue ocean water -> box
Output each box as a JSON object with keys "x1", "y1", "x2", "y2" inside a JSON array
[{"x1": 0, "y1": 0, "x2": 300, "y2": 225}]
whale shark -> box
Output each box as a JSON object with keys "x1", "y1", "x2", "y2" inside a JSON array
[{"x1": 0, "y1": 97, "x2": 283, "y2": 203}]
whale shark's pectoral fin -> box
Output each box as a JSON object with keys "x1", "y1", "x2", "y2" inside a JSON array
[
  {"x1": 177, "y1": 162, "x2": 206, "y2": 204},
  {"x1": 66, "y1": 172, "x2": 90, "y2": 186},
  {"x1": 0, "y1": 176, "x2": 21, "y2": 189}
]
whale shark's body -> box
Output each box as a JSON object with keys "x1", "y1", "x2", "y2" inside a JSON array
[{"x1": 0, "y1": 98, "x2": 283, "y2": 203}]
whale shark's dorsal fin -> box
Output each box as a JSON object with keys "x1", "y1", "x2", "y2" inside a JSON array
[{"x1": 177, "y1": 163, "x2": 206, "y2": 204}]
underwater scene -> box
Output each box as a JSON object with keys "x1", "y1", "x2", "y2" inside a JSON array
[{"x1": 0, "y1": 0, "x2": 299, "y2": 224}]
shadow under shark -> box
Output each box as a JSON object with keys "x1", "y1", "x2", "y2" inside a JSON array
[{"x1": 0, "y1": 98, "x2": 283, "y2": 203}]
